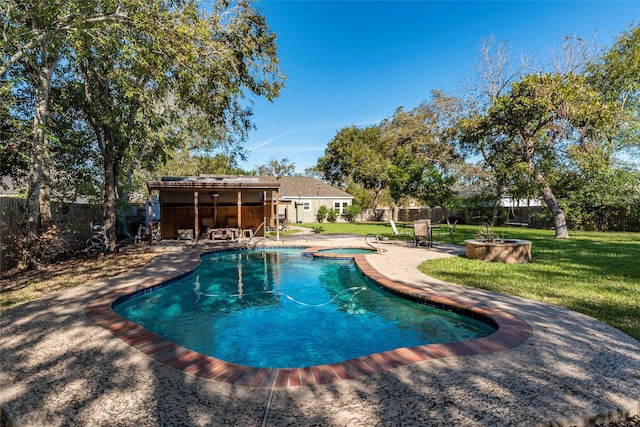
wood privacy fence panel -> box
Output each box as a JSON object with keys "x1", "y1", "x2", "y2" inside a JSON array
[
  {"x1": 358, "y1": 205, "x2": 639, "y2": 231},
  {"x1": 0, "y1": 197, "x2": 22, "y2": 271},
  {"x1": 0, "y1": 198, "x2": 102, "y2": 272}
]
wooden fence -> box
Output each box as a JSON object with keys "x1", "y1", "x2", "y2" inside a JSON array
[
  {"x1": 357, "y1": 205, "x2": 640, "y2": 231},
  {"x1": 0, "y1": 197, "x2": 103, "y2": 272}
]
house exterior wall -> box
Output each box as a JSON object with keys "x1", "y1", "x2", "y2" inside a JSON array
[{"x1": 280, "y1": 196, "x2": 352, "y2": 223}]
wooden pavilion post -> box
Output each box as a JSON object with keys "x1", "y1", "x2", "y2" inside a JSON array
[
  {"x1": 275, "y1": 190, "x2": 280, "y2": 241},
  {"x1": 147, "y1": 191, "x2": 154, "y2": 244},
  {"x1": 263, "y1": 191, "x2": 267, "y2": 237},
  {"x1": 213, "y1": 193, "x2": 218, "y2": 226},
  {"x1": 194, "y1": 191, "x2": 199, "y2": 242},
  {"x1": 237, "y1": 190, "x2": 242, "y2": 234},
  {"x1": 270, "y1": 190, "x2": 275, "y2": 235}
]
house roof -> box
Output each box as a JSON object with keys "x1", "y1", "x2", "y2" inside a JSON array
[
  {"x1": 267, "y1": 176, "x2": 353, "y2": 199},
  {"x1": 146, "y1": 175, "x2": 352, "y2": 199},
  {"x1": 147, "y1": 175, "x2": 280, "y2": 192}
]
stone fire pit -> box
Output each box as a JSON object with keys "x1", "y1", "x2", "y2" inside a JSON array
[{"x1": 464, "y1": 239, "x2": 532, "y2": 264}]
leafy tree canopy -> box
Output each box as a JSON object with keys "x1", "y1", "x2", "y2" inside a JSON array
[
  {"x1": 256, "y1": 157, "x2": 296, "y2": 178},
  {"x1": 317, "y1": 124, "x2": 389, "y2": 208},
  {"x1": 1, "y1": 0, "x2": 285, "y2": 257}
]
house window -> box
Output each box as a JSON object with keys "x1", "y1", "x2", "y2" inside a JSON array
[
  {"x1": 302, "y1": 201, "x2": 311, "y2": 211},
  {"x1": 333, "y1": 201, "x2": 350, "y2": 216}
]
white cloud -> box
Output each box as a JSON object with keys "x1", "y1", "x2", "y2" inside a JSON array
[{"x1": 248, "y1": 130, "x2": 294, "y2": 150}]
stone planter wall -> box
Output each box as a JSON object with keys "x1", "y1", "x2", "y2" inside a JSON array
[{"x1": 464, "y1": 239, "x2": 532, "y2": 264}]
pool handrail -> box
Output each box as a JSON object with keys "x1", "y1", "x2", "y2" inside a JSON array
[
  {"x1": 246, "y1": 221, "x2": 265, "y2": 250},
  {"x1": 365, "y1": 234, "x2": 382, "y2": 254}
]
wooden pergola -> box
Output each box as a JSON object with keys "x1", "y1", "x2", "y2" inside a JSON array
[{"x1": 146, "y1": 176, "x2": 283, "y2": 242}]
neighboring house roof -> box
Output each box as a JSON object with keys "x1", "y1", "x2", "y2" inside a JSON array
[
  {"x1": 457, "y1": 185, "x2": 543, "y2": 207},
  {"x1": 266, "y1": 176, "x2": 353, "y2": 199},
  {"x1": 456, "y1": 185, "x2": 485, "y2": 199}
]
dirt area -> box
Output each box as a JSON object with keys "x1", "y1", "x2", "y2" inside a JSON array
[{"x1": 0, "y1": 241, "x2": 160, "y2": 315}]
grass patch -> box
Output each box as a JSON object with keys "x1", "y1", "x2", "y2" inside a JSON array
[
  {"x1": 425, "y1": 226, "x2": 639, "y2": 340},
  {"x1": 297, "y1": 221, "x2": 414, "y2": 240}
]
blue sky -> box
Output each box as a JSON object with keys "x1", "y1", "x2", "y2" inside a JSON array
[{"x1": 239, "y1": 1, "x2": 639, "y2": 173}]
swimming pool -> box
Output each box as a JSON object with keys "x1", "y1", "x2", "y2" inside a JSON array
[
  {"x1": 302, "y1": 246, "x2": 378, "y2": 259},
  {"x1": 114, "y1": 248, "x2": 496, "y2": 368}
]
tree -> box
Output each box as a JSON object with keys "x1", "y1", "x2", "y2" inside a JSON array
[
  {"x1": 558, "y1": 146, "x2": 640, "y2": 230},
  {"x1": 586, "y1": 23, "x2": 640, "y2": 152},
  {"x1": 456, "y1": 33, "x2": 629, "y2": 237},
  {"x1": 256, "y1": 157, "x2": 296, "y2": 178},
  {"x1": 0, "y1": 74, "x2": 30, "y2": 187},
  {"x1": 317, "y1": 125, "x2": 390, "y2": 209},
  {"x1": 196, "y1": 154, "x2": 252, "y2": 176},
  {"x1": 302, "y1": 166, "x2": 323, "y2": 180},
  {"x1": 458, "y1": 37, "x2": 532, "y2": 225},
  {"x1": 483, "y1": 72, "x2": 608, "y2": 238},
  {"x1": 1, "y1": 0, "x2": 128, "y2": 258},
  {"x1": 383, "y1": 93, "x2": 462, "y2": 212},
  {"x1": 49, "y1": 0, "x2": 283, "y2": 250}
]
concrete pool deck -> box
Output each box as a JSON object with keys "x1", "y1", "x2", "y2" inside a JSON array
[{"x1": 1, "y1": 236, "x2": 639, "y2": 426}]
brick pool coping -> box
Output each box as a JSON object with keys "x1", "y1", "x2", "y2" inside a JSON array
[{"x1": 85, "y1": 246, "x2": 532, "y2": 388}]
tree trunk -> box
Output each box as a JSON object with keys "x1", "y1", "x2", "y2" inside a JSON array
[
  {"x1": 24, "y1": 55, "x2": 57, "y2": 266},
  {"x1": 102, "y1": 147, "x2": 119, "y2": 252},
  {"x1": 370, "y1": 185, "x2": 385, "y2": 209},
  {"x1": 27, "y1": 65, "x2": 56, "y2": 234},
  {"x1": 491, "y1": 182, "x2": 504, "y2": 226},
  {"x1": 540, "y1": 184, "x2": 569, "y2": 238},
  {"x1": 524, "y1": 139, "x2": 569, "y2": 238}
]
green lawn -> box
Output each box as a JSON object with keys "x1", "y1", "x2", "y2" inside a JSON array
[{"x1": 298, "y1": 222, "x2": 640, "y2": 341}]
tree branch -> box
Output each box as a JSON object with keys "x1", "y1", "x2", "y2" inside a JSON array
[{"x1": 0, "y1": 9, "x2": 129, "y2": 78}]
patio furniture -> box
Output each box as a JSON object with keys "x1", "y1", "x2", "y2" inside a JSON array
[
  {"x1": 389, "y1": 219, "x2": 399, "y2": 236},
  {"x1": 225, "y1": 228, "x2": 239, "y2": 241},
  {"x1": 201, "y1": 218, "x2": 230, "y2": 240},
  {"x1": 390, "y1": 220, "x2": 413, "y2": 246},
  {"x1": 413, "y1": 219, "x2": 432, "y2": 247}
]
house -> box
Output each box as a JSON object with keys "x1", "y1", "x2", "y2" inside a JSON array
[
  {"x1": 146, "y1": 175, "x2": 283, "y2": 240},
  {"x1": 270, "y1": 176, "x2": 354, "y2": 223}
]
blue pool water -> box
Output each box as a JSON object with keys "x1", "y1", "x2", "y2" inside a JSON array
[
  {"x1": 114, "y1": 249, "x2": 495, "y2": 368},
  {"x1": 316, "y1": 248, "x2": 376, "y2": 255}
]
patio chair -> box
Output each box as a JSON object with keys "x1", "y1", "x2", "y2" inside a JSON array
[
  {"x1": 389, "y1": 219, "x2": 399, "y2": 236},
  {"x1": 390, "y1": 219, "x2": 413, "y2": 246},
  {"x1": 433, "y1": 220, "x2": 458, "y2": 244},
  {"x1": 413, "y1": 219, "x2": 431, "y2": 247}
]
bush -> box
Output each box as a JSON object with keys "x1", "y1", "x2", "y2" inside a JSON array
[
  {"x1": 327, "y1": 208, "x2": 338, "y2": 223},
  {"x1": 312, "y1": 225, "x2": 324, "y2": 234},
  {"x1": 342, "y1": 204, "x2": 362, "y2": 222},
  {"x1": 316, "y1": 205, "x2": 329, "y2": 223}
]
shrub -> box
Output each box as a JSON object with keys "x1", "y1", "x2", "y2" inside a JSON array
[
  {"x1": 342, "y1": 204, "x2": 362, "y2": 222},
  {"x1": 312, "y1": 225, "x2": 324, "y2": 234},
  {"x1": 327, "y1": 208, "x2": 338, "y2": 223},
  {"x1": 316, "y1": 205, "x2": 329, "y2": 223}
]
